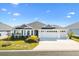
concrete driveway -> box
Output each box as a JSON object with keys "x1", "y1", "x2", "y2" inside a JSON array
[{"x1": 33, "y1": 39, "x2": 79, "y2": 51}]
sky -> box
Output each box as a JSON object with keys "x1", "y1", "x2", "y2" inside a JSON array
[{"x1": 0, "y1": 3, "x2": 79, "y2": 27}]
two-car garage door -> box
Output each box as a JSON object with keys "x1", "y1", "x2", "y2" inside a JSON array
[{"x1": 38, "y1": 29, "x2": 68, "y2": 41}]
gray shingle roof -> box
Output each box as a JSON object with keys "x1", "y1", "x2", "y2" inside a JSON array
[
  {"x1": 27, "y1": 21, "x2": 46, "y2": 29},
  {"x1": 42, "y1": 25, "x2": 55, "y2": 29},
  {"x1": 51, "y1": 25, "x2": 64, "y2": 29},
  {"x1": 0, "y1": 22, "x2": 12, "y2": 31},
  {"x1": 14, "y1": 24, "x2": 32, "y2": 29},
  {"x1": 42, "y1": 25, "x2": 64, "y2": 29},
  {"x1": 65, "y1": 22, "x2": 79, "y2": 29},
  {"x1": 14, "y1": 21, "x2": 65, "y2": 29}
]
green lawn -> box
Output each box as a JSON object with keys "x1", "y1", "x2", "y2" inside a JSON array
[
  {"x1": 71, "y1": 36, "x2": 79, "y2": 42},
  {"x1": 0, "y1": 40, "x2": 38, "y2": 50}
]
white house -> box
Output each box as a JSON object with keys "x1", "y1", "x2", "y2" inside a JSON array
[
  {"x1": 1, "y1": 21, "x2": 79, "y2": 41},
  {"x1": 0, "y1": 22, "x2": 12, "y2": 38},
  {"x1": 12, "y1": 21, "x2": 68, "y2": 41}
]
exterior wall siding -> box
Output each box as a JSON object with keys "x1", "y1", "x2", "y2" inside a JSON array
[
  {"x1": 0, "y1": 30, "x2": 11, "y2": 37},
  {"x1": 12, "y1": 29, "x2": 68, "y2": 41}
]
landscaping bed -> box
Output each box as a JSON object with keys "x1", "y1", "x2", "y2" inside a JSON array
[
  {"x1": 0, "y1": 40, "x2": 38, "y2": 50},
  {"x1": 71, "y1": 36, "x2": 79, "y2": 42},
  {"x1": 0, "y1": 35, "x2": 39, "y2": 50},
  {"x1": 68, "y1": 32, "x2": 79, "y2": 42}
]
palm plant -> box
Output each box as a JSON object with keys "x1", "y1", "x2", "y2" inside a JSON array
[{"x1": 68, "y1": 32, "x2": 75, "y2": 39}]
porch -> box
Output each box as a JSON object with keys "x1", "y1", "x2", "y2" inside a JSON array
[{"x1": 12, "y1": 29, "x2": 38, "y2": 37}]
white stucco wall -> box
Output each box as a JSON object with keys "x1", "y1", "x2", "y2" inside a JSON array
[{"x1": 0, "y1": 32, "x2": 8, "y2": 36}]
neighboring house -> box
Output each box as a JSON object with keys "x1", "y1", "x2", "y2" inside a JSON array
[
  {"x1": 66, "y1": 22, "x2": 79, "y2": 35},
  {"x1": 0, "y1": 22, "x2": 12, "y2": 37},
  {"x1": 12, "y1": 21, "x2": 68, "y2": 41}
]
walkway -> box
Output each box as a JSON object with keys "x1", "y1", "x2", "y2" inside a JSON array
[
  {"x1": 33, "y1": 39, "x2": 79, "y2": 51},
  {"x1": 0, "y1": 36, "x2": 8, "y2": 39}
]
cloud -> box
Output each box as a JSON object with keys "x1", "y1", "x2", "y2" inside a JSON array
[
  {"x1": 66, "y1": 11, "x2": 76, "y2": 18},
  {"x1": 1, "y1": 8, "x2": 7, "y2": 12},
  {"x1": 68, "y1": 11, "x2": 75, "y2": 15},
  {"x1": 11, "y1": 3, "x2": 19, "y2": 5},
  {"x1": 66, "y1": 15, "x2": 71, "y2": 18},
  {"x1": 46, "y1": 10, "x2": 51, "y2": 13},
  {"x1": 12, "y1": 13, "x2": 21, "y2": 16}
]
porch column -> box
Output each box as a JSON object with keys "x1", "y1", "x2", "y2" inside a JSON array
[
  {"x1": 21, "y1": 29, "x2": 23, "y2": 36},
  {"x1": 24, "y1": 29, "x2": 26, "y2": 36},
  {"x1": 29, "y1": 30, "x2": 31, "y2": 35},
  {"x1": 25, "y1": 30, "x2": 27, "y2": 36},
  {"x1": 33, "y1": 30, "x2": 35, "y2": 35},
  {"x1": 58, "y1": 30, "x2": 60, "y2": 39}
]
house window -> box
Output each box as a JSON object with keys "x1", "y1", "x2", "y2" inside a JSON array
[
  {"x1": 53, "y1": 31, "x2": 57, "y2": 32},
  {"x1": 60, "y1": 30, "x2": 65, "y2": 32},
  {"x1": 0, "y1": 33, "x2": 1, "y2": 36},
  {"x1": 41, "y1": 31, "x2": 44, "y2": 32},
  {"x1": 47, "y1": 31, "x2": 57, "y2": 32}
]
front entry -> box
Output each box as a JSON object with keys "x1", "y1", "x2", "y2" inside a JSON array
[{"x1": 34, "y1": 30, "x2": 38, "y2": 36}]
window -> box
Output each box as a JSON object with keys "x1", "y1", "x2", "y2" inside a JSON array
[
  {"x1": 0, "y1": 33, "x2": 1, "y2": 36},
  {"x1": 60, "y1": 30, "x2": 65, "y2": 32},
  {"x1": 47, "y1": 31, "x2": 57, "y2": 32},
  {"x1": 41, "y1": 31, "x2": 44, "y2": 32}
]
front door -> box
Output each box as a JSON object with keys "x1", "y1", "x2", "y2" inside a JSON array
[{"x1": 34, "y1": 30, "x2": 38, "y2": 36}]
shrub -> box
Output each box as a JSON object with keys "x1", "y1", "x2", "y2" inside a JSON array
[
  {"x1": 25, "y1": 35, "x2": 40, "y2": 43},
  {"x1": 1, "y1": 41, "x2": 11, "y2": 47},
  {"x1": 68, "y1": 32, "x2": 75, "y2": 39}
]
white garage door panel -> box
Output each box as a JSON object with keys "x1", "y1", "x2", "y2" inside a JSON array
[
  {"x1": 39, "y1": 32, "x2": 58, "y2": 38},
  {"x1": 59, "y1": 32, "x2": 67, "y2": 39},
  {"x1": 39, "y1": 32, "x2": 67, "y2": 41}
]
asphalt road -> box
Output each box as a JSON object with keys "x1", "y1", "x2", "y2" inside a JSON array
[{"x1": 0, "y1": 51, "x2": 79, "y2": 56}]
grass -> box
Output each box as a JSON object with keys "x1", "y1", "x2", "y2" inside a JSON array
[
  {"x1": 71, "y1": 36, "x2": 79, "y2": 42},
  {"x1": 0, "y1": 35, "x2": 39, "y2": 50},
  {"x1": 0, "y1": 40, "x2": 38, "y2": 50}
]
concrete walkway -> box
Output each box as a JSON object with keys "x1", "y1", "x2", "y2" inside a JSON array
[
  {"x1": 33, "y1": 39, "x2": 79, "y2": 51},
  {"x1": 0, "y1": 36, "x2": 8, "y2": 39}
]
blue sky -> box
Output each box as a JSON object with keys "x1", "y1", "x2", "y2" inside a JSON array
[{"x1": 0, "y1": 3, "x2": 79, "y2": 27}]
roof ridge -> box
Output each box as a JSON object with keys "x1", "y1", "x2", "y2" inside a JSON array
[{"x1": 0, "y1": 22, "x2": 12, "y2": 28}]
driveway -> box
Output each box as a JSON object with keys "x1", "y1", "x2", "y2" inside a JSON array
[
  {"x1": 33, "y1": 39, "x2": 79, "y2": 51},
  {"x1": 1, "y1": 39, "x2": 79, "y2": 56}
]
